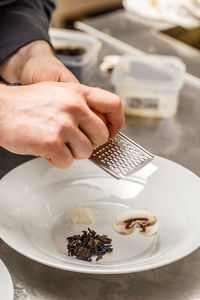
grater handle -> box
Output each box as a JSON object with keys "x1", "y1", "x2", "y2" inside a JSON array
[{"x1": 92, "y1": 110, "x2": 108, "y2": 125}]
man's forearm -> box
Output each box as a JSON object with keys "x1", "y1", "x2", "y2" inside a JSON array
[{"x1": 0, "y1": 41, "x2": 55, "y2": 82}]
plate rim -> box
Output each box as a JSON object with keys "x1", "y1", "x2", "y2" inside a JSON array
[{"x1": 0, "y1": 259, "x2": 14, "y2": 299}]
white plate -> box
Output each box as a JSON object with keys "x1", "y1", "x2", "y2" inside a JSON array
[
  {"x1": 0, "y1": 157, "x2": 199, "y2": 274},
  {"x1": 0, "y1": 260, "x2": 14, "y2": 300}
]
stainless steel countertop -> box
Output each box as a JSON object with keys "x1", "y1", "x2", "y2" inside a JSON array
[{"x1": 0, "y1": 10, "x2": 200, "y2": 300}]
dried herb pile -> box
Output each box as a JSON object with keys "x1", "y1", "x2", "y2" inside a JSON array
[{"x1": 67, "y1": 228, "x2": 113, "y2": 262}]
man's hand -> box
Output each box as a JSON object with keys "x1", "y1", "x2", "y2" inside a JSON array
[
  {"x1": 0, "y1": 40, "x2": 78, "y2": 84},
  {"x1": 0, "y1": 82, "x2": 124, "y2": 169},
  {"x1": 0, "y1": 40, "x2": 125, "y2": 169}
]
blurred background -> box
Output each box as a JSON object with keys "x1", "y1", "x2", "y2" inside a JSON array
[
  {"x1": 52, "y1": 0, "x2": 122, "y2": 28},
  {"x1": 52, "y1": 0, "x2": 200, "y2": 50}
]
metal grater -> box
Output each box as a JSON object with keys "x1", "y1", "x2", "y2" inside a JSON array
[{"x1": 89, "y1": 132, "x2": 154, "y2": 179}]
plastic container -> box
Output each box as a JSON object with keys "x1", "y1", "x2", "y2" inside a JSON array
[
  {"x1": 111, "y1": 54, "x2": 186, "y2": 118},
  {"x1": 49, "y1": 28, "x2": 101, "y2": 84}
]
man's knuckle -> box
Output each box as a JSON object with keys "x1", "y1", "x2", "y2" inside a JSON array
[
  {"x1": 57, "y1": 120, "x2": 69, "y2": 135},
  {"x1": 68, "y1": 83, "x2": 83, "y2": 94},
  {"x1": 67, "y1": 102, "x2": 82, "y2": 114}
]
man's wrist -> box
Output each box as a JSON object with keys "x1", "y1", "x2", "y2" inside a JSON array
[
  {"x1": 24, "y1": 40, "x2": 55, "y2": 60},
  {"x1": 0, "y1": 40, "x2": 55, "y2": 83}
]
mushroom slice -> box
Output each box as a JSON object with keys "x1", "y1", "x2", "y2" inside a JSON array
[{"x1": 114, "y1": 209, "x2": 158, "y2": 236}]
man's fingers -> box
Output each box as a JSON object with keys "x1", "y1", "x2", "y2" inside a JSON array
[
  {"x1": 85, "y1": 87, "x2": 125, "y2": 138},
  {"x1": 45, "y1": 143, "x2": 73, "y2": 169},
  {"x1": 64, "y1": 127, "x2": 94, "y2": 159},
  {"x1": 79, "y1": 110, "x2": 109, "y2": 149}
]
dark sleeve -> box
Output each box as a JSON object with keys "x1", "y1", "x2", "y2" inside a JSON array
[{"x1": 0, "y1": 0, "x2": 56, "y2": 63}]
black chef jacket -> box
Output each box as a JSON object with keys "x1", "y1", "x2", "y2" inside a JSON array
[{"x1": 0, "y1": 0, "x2": 56, "y2": 64}]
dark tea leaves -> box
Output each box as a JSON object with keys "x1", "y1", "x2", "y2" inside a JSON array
[{"x1": 66, "y1": 228, "x2": 113, "y2": 262}]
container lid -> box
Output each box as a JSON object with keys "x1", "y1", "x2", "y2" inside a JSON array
[{"x1": 111, "y1": 54, "x2": 186, "y2": 90}]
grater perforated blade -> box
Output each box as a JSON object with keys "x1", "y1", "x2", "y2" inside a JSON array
[{"x1": 89, "y1": 132, "x2": 154, "y2": 179}]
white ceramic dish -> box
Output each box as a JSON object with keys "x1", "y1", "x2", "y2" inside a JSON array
[
  {"x1": 0, "y1": 157, "x2": 199, "y2": 274},
  {"x1": 0, "y1": 259, "x2": 14, "y2": 300}
]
